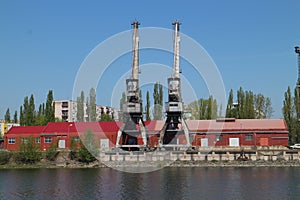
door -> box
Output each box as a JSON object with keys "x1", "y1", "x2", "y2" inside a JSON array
[
  {"x1": 201, "y1": 138, "x2": 208, "y2": 147},
  {"x1": 58, "y1": 140, "x2": 66, "y2": 149},
  {"x1": 229, "y1": 138, "x2": 240, "y2": 147},
  {"x1": 100, "y1": 139, "x2": 109, "y2": 150}
]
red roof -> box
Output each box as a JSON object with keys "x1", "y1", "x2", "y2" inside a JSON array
[
  {"x1": 187, "y1": 119, "x2": 288, "y2": 133},
  {"x1": 43, "y1": 121, "x2": 123, "y2": 133},
  {"x1": 6, "y1": 126, "x2": 46, "y2": 135},
  {"x1": 5, "y1": 119, "x2": 288, "y2": 136},
  {"x1": 145, "y1": 119, "x2": 288, "y2": 133}
]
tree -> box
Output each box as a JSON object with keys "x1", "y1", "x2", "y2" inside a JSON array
[
  {"x1": 226, "y1": 89, "x2": 235, "y2": 118},
  {"x1": 23, "y1": 96, "x2": 29, "y2": 125},
  {"x1": 283, "y1": 86, "x2": 297, "y2": 144},
  {"x1": 20, "y1": 106, "x2": 24, "y2": 126},
  {"x1": 225, "y1": 88, "x2": 273, "y2": 120},
  {"x1": 4, "y1": 108, "x2": 10, "y2": 123},
  {"x1": 245, "y1": 91, "x2": 255, "y2": 119},
  {"x1": 14, "y1": 137, "x2": 42, "y2": 164},
  {"x1": 237, "y1": 87, "x2": 245, "y2": 119},
  {"x1": 153, "y1": 83, "x2": 163, "y2": 120},
  {"x1": 45, "y1": 90, "x2": 55, "y2": 123},
  {"x1": 27, "y1": 94, "x2": 36, "y2": 125},
  {"x1": 99, "y1": 113, "x2": 113, "y2": 122},
  {"x1": 89, "y1": 88, "x2": 97, "y2": 122},
  {"x1": 188, "y1": 96, "x2": 219, "y2": 120},
  {"x1": 119, "y1": 92, "x2": 126, "y2": 121},
  {"x1": 78, "y1": 130, "x2": 98, "y2": 163},
  {"x1": 88, "y1": 88, "x2": 97, "y2": 122},
  {"x1": 77, "y1": 91, "x2": 85, "y2": 122},
  {"x1": 254, "y1": 94, "x2": 265, "y2": 119},
  {"x1": 13, "y1": 111, "x2": 18, "y2": 123},
  {"x1": 264, "y1": 97, "x2": 274, "y2": 119},
  {"x1": 145, "y1": 91, "x2": 151, "y2": 120}
]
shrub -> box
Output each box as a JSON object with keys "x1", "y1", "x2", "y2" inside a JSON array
[
  {"x1": 69, "y1": 137, "x2": 78, "y2": 160},
  {"x1": 45, "y1": 143, "x2": 58, "y2": 161},
  {"x1": 14, "y1": 137, "x2": 42, "y2": 164},
  {"x1": 77, "y1": 130, "x2": 98, "y2": 163},
  {"x1": 0, "y1": 150, "x2": 11, "y2": 165}
]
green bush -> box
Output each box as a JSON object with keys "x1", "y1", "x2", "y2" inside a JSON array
[
  {"x1": 14, "y1": 137, "x2": 42, "y2": 164},
  {"x1": 77, "y1": 130, "x2": 98, "y2": 163},
  {"x1": 77, "y1": 144, "x2": 97, "y2": 163},
  {"x1": 69, "y1": 137, "x2": 78, "y2": 160},
  {"x1": 0, "y1": 150, "x2": 11, "y2": 165},
  {"x1": 45, "y1": 143, "x2": 58, "y2": 161}
]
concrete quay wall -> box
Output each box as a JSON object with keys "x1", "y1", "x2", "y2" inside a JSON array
[{"x1": 99, "y1": 149, "x2": 300, "y2": 162}]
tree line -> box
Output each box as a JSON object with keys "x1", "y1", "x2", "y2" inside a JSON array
[
  {"x1": 119, "y1": 84, "x2": 274, "y2": 121},
  {"x1": 226, "y1": 87, "x2": 273, "y2": 119},
  {"x1": 4, "y1": 90, "x2": 55, "y2": 126},
  {"x1": 76, "y1": 88, "x2": 113, "y2": 122}
]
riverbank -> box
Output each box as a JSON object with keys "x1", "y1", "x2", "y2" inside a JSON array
[{"x1": 1, "y1": 159, "x2": 300, "y2": 169}]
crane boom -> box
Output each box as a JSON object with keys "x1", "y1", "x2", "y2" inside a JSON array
[
  {"x1": 132, "y1": 21, "x2": 140, "y2": 80},
  {"x1": 173, "y1": 21, "x2": 181, "y2": 79}
]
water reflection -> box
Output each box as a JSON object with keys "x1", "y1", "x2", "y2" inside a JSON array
[{"x1": 0, "y1": 168, "x2": 300, "y2": 199}]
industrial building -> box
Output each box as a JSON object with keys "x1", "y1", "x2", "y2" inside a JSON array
[{"x1": 4, "y1": 118, "x2": 288, "y2": 151}]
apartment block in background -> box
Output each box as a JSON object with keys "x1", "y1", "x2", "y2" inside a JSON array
[{"x1": 53, "y1": 100, "x2": 118, "y2": 122}]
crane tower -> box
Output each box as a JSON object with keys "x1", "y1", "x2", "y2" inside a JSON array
[
  {"x1": 116, "y1": 21, "x2": 148, "y2": 151},
  {"x1": 159, "y1": 21, "x2": 191, "y2": 148}
]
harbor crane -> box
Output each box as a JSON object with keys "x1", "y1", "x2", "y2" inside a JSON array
[
  {"x1": 159, "y1": 21, "x2": 191, "y2": 148},
  {"x1": 116, "y1": 21, "x2": 148, "y2": 151}
]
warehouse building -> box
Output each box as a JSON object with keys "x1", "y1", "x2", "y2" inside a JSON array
[{"x1": 4, "y1": 118, "x2": 288, "y2": 151}]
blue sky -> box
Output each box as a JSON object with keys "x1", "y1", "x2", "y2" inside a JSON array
[{"x1": 0, "y1": 0, "x2": 299, "y2": 119}]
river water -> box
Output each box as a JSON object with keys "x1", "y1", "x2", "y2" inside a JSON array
[{"x1": 0, "y1": 167, "x2": 300, "y2": 200}]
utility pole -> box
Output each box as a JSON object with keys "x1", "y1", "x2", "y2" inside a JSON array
[{"x1": 116, "y1": 21, "x2": 148, "y2": 151}]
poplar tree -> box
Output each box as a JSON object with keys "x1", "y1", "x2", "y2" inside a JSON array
[
  {"x1": 28, "y1": 94, "x2": 35, "y2": 125},
  {"x1": 20, "y1": 106, "x2": 24, "y2": 126},
  {"x1": 23, "y1": 96, "x2": 29, "y2": 125},
  {"x1": 88, "y1": 88, "x2": 96, "y2": 122},
  {"x1": 14, "y1": 111, "x2": 18, "y2": 123},
  {"x1": 146, "y1": 91, "x2": 151, "y2": 120},
  {"x1": 45, "y1": 90, "x2": 55, "y2": 123},
  {"x1": 119, "y1": 92, "x2": 126, "y2": 121},
  {"x1": 283, "y1": 86, "x2": 295, "y2": 144},
  {"x1": 153, "y1": 83, "x2": 163, "y2": 120},
  {"x1": 77, "y1": 91, "x2": 85, "y2": 122},
  {"x1": 4, "y1": 108, "x2": 10, "y2": 123},
  {"x1": 226, "y1": 89, "x2": 235, "y2": 118}
]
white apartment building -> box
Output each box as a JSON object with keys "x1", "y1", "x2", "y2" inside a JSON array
[{"x1": 53, "y1": 100, "x2": 118, "y2": 122}]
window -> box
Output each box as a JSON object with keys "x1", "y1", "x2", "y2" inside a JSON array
[
  {"x1": 245, "y1": 135, "x2": 253, "y2": 141},
  {"x1": 35, "y1": 137, "x2": 40, "y2": 143},
  {"x1": 216, "y1": 135, "x2": 223, "y2": 142},
  {"x1": 44, "y1": 137, "x2": 52, "y2": 143},
  {"x1": 22, "y1": 138, "x2": 28, "y2": 144},
  {"x1": 8, "y1": 138, "x2": 16, "y2": 144}
]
